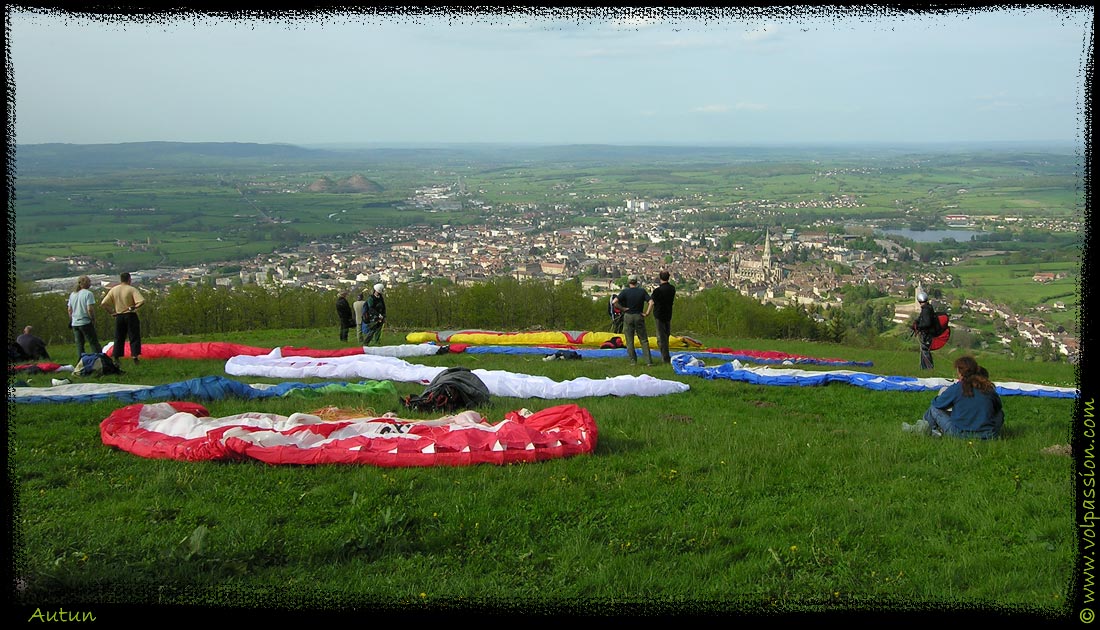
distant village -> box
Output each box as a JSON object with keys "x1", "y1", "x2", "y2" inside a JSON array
[{"x1": 33, "y1": 182, "x2": 1081, "y2": 362}]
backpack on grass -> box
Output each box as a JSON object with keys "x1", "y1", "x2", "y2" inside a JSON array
[
  {"x1": 74, "y1": 352, "x2": 122, "y2": 377},
  {"x1": 402, "y1": 367, "x2": 491, "y2": 413}
]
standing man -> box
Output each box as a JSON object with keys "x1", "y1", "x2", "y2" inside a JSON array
[
  {"x1": 362, "y1": 283, "x2": 387, "y2": 346},
  {"x1": 912, "y1": 291, "x2": 937, "y2": 371},
  {"x1": 68, "y1": 275, "x2": 102, "y2": 357},
  {"x1": 335, "y1": 290, "x2": 355, "y2": 342},
  {"x1": 612, "y1": 275, "x2": 654, "y2": 366},
  {"x1": 352, "y1": 291, "x2": 367, "y2": 344},
  {"x1": 101, "y1": 272, "x2": 145, "y2": 365},
  {"x1": 650, "y1": 270, "x2": 677, "y2": 364}
]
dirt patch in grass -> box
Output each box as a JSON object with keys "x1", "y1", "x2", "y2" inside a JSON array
[{"x1": 1041, "y1": 443, "x2": 1072, "y2": 457}]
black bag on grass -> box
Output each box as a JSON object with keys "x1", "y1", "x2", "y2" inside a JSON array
[{"x1": 402, "y1": 367, "x2": 491, "y2": 413}]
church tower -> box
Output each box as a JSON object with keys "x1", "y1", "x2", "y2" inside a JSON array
[
  {"x1": 730, "y1": 229, "x2": 784, "y2": 287},
  {"x1": 762, "y1": 230, "x2": 772, "y2": 270}
]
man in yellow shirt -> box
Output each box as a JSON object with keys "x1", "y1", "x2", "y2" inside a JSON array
[{"x1": 101, "y1": 272, "x2": 145, "y2": 365}]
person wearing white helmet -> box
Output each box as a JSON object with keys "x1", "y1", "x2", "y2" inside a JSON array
[
  {"x1": 912, "y1": 290, "x2": 937, "y2": 370},
  {"x1": 362, "y1": 283, "x2": 387, "y2": 346}
]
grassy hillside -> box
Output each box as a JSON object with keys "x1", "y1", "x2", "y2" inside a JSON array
[{"x1": 9, "y1": 327, "x2": 1080, "y2": 619}]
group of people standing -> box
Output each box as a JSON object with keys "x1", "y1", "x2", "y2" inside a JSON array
[
  {"x1": 336, "y1": 283, "x2": 386, "y2": 345},
  {"x1": 72, "y1": 272, "x2": 145, "y2": 364},
  {"x1": 326, "y1": 274, "x2": 1005, "y2": 441},
  {"x1": 334, "y1": 273, "x2": 678, "y2": 366},
  {"x1": 611, "y1": 270, "x2": 676, "y2": 366},
  {"x1": 54, "y1": 272, "x2": 1009, "y2": 441},
  {"x1": 19, "y1": 272, "x2": 146, "y2": 365}
]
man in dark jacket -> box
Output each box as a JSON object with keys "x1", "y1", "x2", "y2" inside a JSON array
[
  {"x1": 335, "y1": 291, "x2": 355, "y2": 342},
  {"x1": 650, "y1": 270, "x2": 677, "y2": 363},
  {"x1": 612, "y1": 276, "x2": 653, "y2": 366}
]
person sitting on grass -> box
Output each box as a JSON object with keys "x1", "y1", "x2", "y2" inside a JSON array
[
  {"x1": 903, "y1": 355, "x2": 1004, "y2": 439},
  {"x1": 16, "y1": 325, "x2": 51, "y2": 360}
]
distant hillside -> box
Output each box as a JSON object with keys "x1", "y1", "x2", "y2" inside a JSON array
[
  {"x1": 15, "y1": 140, "x2": 1081, "y2": 177},
  {"x1": 307, "y1": 174, "x2": 383, "y2": 193},
  {"x1": 15, "y1": 141, "x2": 336, "y2": 173}
]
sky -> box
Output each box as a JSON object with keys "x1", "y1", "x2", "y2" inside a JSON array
[{"x1": 6, "y1": 6, "x2": 1094, "y2": 147}]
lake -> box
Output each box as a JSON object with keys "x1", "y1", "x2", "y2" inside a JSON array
[{"x1": 877, "y1": 228, "x2": 982, "y2": 243}]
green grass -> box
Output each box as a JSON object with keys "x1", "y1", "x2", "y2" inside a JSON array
[{"x1": 9, "y1": 328, "x2": 1079, "y2": 617}]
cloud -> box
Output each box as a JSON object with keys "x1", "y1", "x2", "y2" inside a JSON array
[
  {"x1": 742, "y1": 22, "x2": 781, "y2": 42},
  {"x1": 973, "y1": 91, "x2": 1022, "y2": 112},
  {"x1": 656, "y1": 34, "x2": 717, "y2": 49},
  {"x1": 577, "y1": 47, "x2": 616, "y2": 58},
  {"x1": 608, "y1": 16, "x2": 662, "y2": 30},
  {"x1": 691, "y1": 102, "x2": 767, "y2": 114}
]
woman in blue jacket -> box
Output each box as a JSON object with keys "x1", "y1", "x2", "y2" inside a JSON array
[{"x1": 904, "y1": 355, "x2": 1004, "y2": 439}]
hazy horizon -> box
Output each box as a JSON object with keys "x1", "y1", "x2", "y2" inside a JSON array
[
  {"x1": 8, "y1": 6, "x2": 1093, "y2": 147},
  {"x1": 14, "y1": 139, "x2": 1082, "y2": 151}
]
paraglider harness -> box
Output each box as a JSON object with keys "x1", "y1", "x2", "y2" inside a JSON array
[
  {"x1": 73, "y1": 352, "x2": 123, "y2": 377},
  {"x1": 363, "y1": 319, "x2": 385, "y2": 346},
  {"x1": 608, "y1": 295, "x2": 624, "y2": 333},
  {"x1": 599, "y1": 336, "x2": 625, "y2": 349},
  {"x1": 402, "y1": 367, "x2": 491, "y2": 413}
]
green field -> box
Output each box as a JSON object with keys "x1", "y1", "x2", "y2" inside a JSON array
[
  {"x1": 9, "y1": 326, "x2": 1082, "y2": 619},
  {"x1": 946, "y1": 260, "x2": 1080, "y2": 324}
]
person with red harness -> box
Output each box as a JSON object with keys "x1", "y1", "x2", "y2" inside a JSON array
[{"x1": 912, "y1": 292, "x2": 939, "y2": 371}]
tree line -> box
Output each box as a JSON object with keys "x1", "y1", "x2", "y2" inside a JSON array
[{"x1": 11, "y1": 277, "x2": 839, "y2": 348}]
